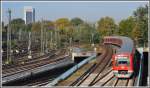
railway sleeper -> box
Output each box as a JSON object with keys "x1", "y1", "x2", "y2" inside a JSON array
[{"x1": 93, "y1": 71, "x2": 114, "y2": 86}]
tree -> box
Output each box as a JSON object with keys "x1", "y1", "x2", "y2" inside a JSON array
[
  {"x1": 7, "y1": 18, "x2": 26, "y2": 42},
  {"x1": 55, "y1": 18, "x2": 70, "y2": 32},
  {"x1": 118, "y1": 16, "x2": 136, "y2": 38},
  {"x1": 73, "y1": 23, "x2": 95, "y2": 44},
  {"x1": 31, "y1": 22, "x2": 41, "y2": 32},
  {"x1": 70, "y1": 17, "x2": 84, "y2": 26},
  {"x1": 132, "y1": 23, "x2": 142, "y2": 46},
  {"x1": 133, "y1": 5, "x2": 148, "y2": 21},
  {"x1": 133, "y1": 4, "x2": 148, "y2": 47},
  {"x1": 10, "y1": 18, "x2": 25, "y2": 25},
  {"x1": 43, "y1": 21, "x2": 55, "y2": 30},
  {"x1": 10, "y1": 18, "x2": 25, "y2": 33},
  {"x1": 97, "y1": 16, "x2": 117, "y2": 37},
  {"x1": 26, "y1": 23, "x2": 32, "y2": 31},
  {"x1": 55, "y1": 18, "x2": 71, "y2": 47},
  {"x1": 30, "y1": 22, "x2": 41, "y2": 42},
  {"x1": 2, "y1": 21, "x2": 4, "y2": 29},
  {"x1": 2, "y1": 21, "x2": 6, "y2": 32}
]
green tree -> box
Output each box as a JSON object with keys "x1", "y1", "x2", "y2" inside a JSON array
[
  {"x1": 55, "y1": 18, "x2": 70, "y2": 33},
  {"x1": 97, "y1": 16, "x2": 117, "y2": 37},
  {"x1": 44, "y1": 21, "x2": 55, "y2": 30},
  {"x1": 132, "y1": 23, "x2": 142, "y2": 46},
  {"x1": 70, "y1": 17, "x2": 84, "y2": 26},
  {"x1": 32, "y1": 21, "x2": 54, "y2": 32},
  {"x1": 31, "y1": 22, "x2": 41, "y2": 42},
  {"x1": 9, "y1": 18, "x2": 26, "y2": 42},
  {"x1": 26, "y1": 23, "x2": 32, "y2": 31},
  {"x1": 73, "y1": 23, "x2": 95, "y2": 44},
  {"x1": 2, "y1": 21, "x2": 6, "y2": 33},
  {"x1": 118, "y1": 16, "x2": 136, "y2": 38},
  {"x1": 133, "y1": 4, "x2": 148, "y2": 47},
  {"x1": 31, "y1": 22, "x2": 41, "y2": 32},
  {"x1": 55, "y1": 18, "x2": 71, "y2": 47},
  {"x1": 10, "y1": 18, "x2": 25, "y2": 33}
]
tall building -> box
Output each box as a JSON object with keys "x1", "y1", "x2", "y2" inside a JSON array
[{"x1": 24, "y1": 6, "x2": 35, "y2": 24}]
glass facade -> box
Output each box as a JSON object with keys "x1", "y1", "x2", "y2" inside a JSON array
[
  {"x1": 24, "y1": 7, "x2": 35, "y2": 24},
  {"x1": 26, "y1": 12, "x2": 32, "y2": 24}
]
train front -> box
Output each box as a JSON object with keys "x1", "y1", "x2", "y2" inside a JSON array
[{"x1": 112, "y1": 53, "x2": 133, "y2": 78}]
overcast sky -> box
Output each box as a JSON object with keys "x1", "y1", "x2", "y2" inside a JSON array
[{"x1": 2, "y1": 1, "x2": 148, "y2": 24}]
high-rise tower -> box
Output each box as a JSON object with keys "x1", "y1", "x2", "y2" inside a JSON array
[{"x1": 24, "y1": 6, "x2": 35, "y2": 24}]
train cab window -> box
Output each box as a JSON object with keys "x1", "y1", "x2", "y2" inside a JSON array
[
  {"x1": 118, "y1": 61, "x2": 128, "y2": 64},
  {"x1": 116, "y1": 59, "x2": 130, "y2": 66}
]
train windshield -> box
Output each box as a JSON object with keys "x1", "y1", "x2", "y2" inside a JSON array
[
  {"x1": 115, "y1": 56, "x2": 130, "y2": 66},
  {"x1": 118, "y1": 61, "x2": 128, "y2": 64}
]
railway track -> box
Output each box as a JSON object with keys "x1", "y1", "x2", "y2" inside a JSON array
[
  {"x1": 16, "y1": 72, "x2": 57, "y2": 86},
  {"x1": 57, "y1": 45, "x2": 135, "y2": 87},
  {"x1": 91, "y1": 68, "x2": 135, "y2": 87},
  {"x1": 2, "y1": 51, "x2": 41, "y2": 67},
  {"x1": 72, "y1": 45, "x2": 113, "y2": 86},
  {"x1": 2, "y1": 44, "x2": 40, "y2": 59},
  {"x1": 27, "y1": 79, "x2": 53, "y2": 86},
  {"x1": 56, "y1": 45, "x2": 111, "y2": 86},
  {"x1": 3, "y1": 58, "x2": 73, "y2": 86},
  {"x1": 57, "y1": 60, "x2": 96, "y2": 86},
  {"x1": 2, "y1": 49, "x2": 66, "y2": 77},
  {"x1": 25, "y1": 67, "x2": 68, "y2": 87},
  {"x1": 2, "y1": 50, "x2": 56, "y2": 69}
]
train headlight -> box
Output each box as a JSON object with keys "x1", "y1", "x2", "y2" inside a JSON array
[
  {"x1": 128, "y1": 70, "x2": 133, "y2": 73},
  {"x1": 113, "y1": 71, "x2": 118, "y2": 74},
  {"x1": 121, "y1": 66, "x2": 125, "y2": 69}
]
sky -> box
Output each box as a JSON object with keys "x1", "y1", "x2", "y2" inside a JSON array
[{"x1": 2, "y1": 1, "x2": 148, "y2": 24}]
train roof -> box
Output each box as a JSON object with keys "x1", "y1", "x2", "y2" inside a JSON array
[{"x1": 104, "y1": 36, "x2": 134, "y2": 54}]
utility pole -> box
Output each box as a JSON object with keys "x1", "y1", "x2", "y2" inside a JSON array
[
  {"x1": 41, "y1": 19, "x2": 44, "y2": 55},
  {"x1": 43, "y1": 22, "x2": 45, "y2": 53},
  {"x1": 45, "y1": 30, "x2": 48, "y2": 53},
  {"x1": 78, "y1": 25, "x2": 81, "y2": 46},
  {"x1": 6, "y1": 9, "x2": 11, "y2": 64},
  {"x1": 50, "y1": 31, "x2": 53, "y2": 49},
  {"x1": 69, "y1": 37, "x2": 72, "y2": 55},
  {"x1": 54, "y1": 28, "x2": 57, "y2": 50},
  {"x1": 28, "y1": 32, "x2": 32, "y2": 59},
  {"x1": 57, "y1": 30, "x2": 59, "y2": 49},
  {"x1": 91, "y1": 33, "x2": 94, "y2": 46},
  {"x1": 57, "y1": 30, "x2": 60, "y2": 49},
  {"x1": 19, "y1": 28, "x2": 22, "y2": 41}
]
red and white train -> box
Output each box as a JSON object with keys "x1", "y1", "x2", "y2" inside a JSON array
[{"x1": 103, "y1": 36, "x2": 140, "y2": 78}]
